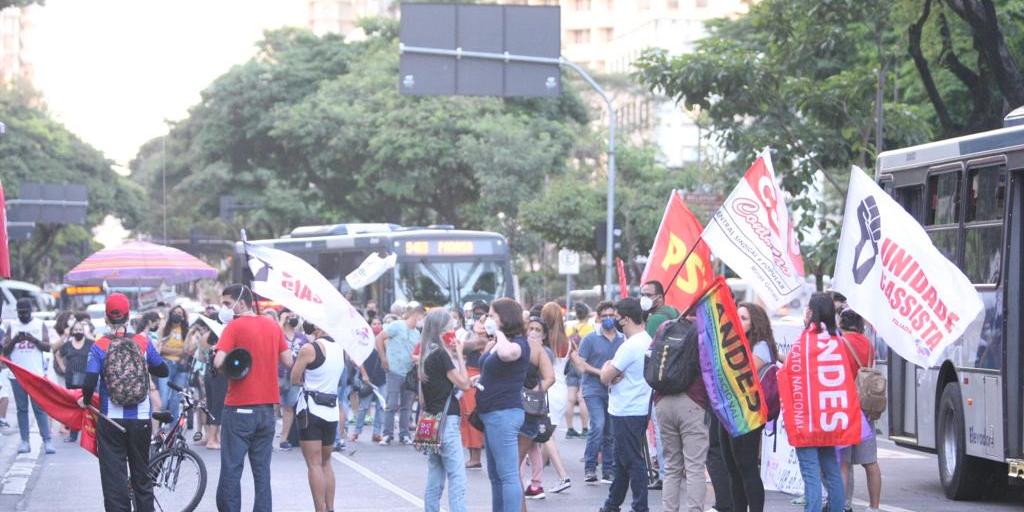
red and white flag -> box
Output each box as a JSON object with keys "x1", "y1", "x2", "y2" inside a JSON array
[
  {"x1": 702, "y1": 150, "x2": 804, "y2": 310},
  {"x1": 245, "y1": 243, "x2": 375, "y2": 365},
  {"x1": 0, "y1": 178, "x2": 10, "y2": 278}
]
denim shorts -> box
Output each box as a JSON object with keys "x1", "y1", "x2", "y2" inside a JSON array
[{"x1": 279, "y1": 380, "x2": 300, "y2": 407}]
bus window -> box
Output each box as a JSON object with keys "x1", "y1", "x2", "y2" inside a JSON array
[
  {"x1": 964, "y1": 166, "x2": 1006, "y2": 284},
  {"x1": 396, "y1": 261, "x2": 451, "y2": 308},
  {"x1": 926, "y1": 172, "x2": 961, "y2": 262},
  {"x1": 453, "y1": 261, "x2": 506, "y2": 305},
  {"x1": 894, "y1": 185, "x2": 924, "y2": 223},
  {"x1": 927, "y1": 172, "x2": 961, "y2": 225}
]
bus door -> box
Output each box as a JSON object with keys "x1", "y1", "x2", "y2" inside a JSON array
[{"x1": 1005, "y1": 170, "x2": 1024, "y2": 470}]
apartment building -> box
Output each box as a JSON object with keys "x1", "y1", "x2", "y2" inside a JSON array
[{"x1": 0, "y1": 5, "x2": 36, "y2": 86}]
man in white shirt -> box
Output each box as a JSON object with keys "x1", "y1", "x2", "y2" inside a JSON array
[
  {"x1": 598, "y1": 297, "x2": 653, "y2": 512},
  {"x1": 2, "y1": 298, "x2": 54, "y2": 454}
]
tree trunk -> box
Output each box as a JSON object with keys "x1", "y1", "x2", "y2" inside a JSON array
[
  {"x1": 909, "y1": 0, "x2": 960, "y2": 136},
  {"x1": 945, "y1": 0, "x2": 1024, "y2": 109}
]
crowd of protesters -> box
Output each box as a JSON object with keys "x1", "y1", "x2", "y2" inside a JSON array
[{"x1": 0, "y1": 282, "x2": 882, "y2": 512}]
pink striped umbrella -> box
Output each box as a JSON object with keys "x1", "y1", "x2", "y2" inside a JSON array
[{"x1": 65, "y1": 241, "x2": 218, "y2": 286}]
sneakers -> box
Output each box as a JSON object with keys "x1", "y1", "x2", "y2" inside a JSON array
[
  {"x1": 600, "y1": 474, "x2": 614, "y2": 484},
  {"x1": 581, "y1": 428, "x2": 589, "y2": 437},
  {"x1": 44, "y1": 440, "x2": 55, "y2": 454},
  {"x1": 565, "y1": 428, "x2": 581, "y2": 439},
  {"x1": 647, "y1": 478, "x2": 662, "y2": 490},
  {"x1": 0, "y1": 419, "x2": 9, "y2": 428},
  {"x1": 399, "y1": 435, "x2": 412, "y2": 445},
  {"x1": 278, "y1": 442, "x2": 292, "y2": 451},
  {"x1": 524, "y1": 485, "x2": 546, "y2": 499},
  {"x1": 17, "y1": 441, "x2": 29, "y2": 453},
  {"x1": 378, "y1": 435, "x2": 393, "y2": 446},
  {"x1": 584, "y1": 472, "x2": 598, "y2": 484},
  {"x1": 551, "y1": 478, "x2": 571, "y2": 493},
  {"x1": 372, "y1": 434, "x2": 383, "y2": 443}
]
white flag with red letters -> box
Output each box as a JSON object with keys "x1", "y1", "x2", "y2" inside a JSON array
[
  {"x1": 702, "y1": 149, "x2": 805, "y2": 310},
  {"x1": 245, "y1": 243, "x2": 374, "y2": 365}
]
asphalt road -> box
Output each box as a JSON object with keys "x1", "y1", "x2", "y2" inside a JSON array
[{"x1": 0, "y1": 408, "x2": 1021, "y2": 511}]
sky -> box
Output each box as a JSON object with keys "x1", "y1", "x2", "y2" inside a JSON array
[
  {"x1": 30, "y1": 0, "x2": 309, "y2": 167},
  {"x1": 27, "y1": 0, "x2": 311, "y2": 246}
]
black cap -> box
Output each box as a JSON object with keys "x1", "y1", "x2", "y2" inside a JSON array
[{"x1": 471, "y1": 300, "x2": 489, "y2": 315}]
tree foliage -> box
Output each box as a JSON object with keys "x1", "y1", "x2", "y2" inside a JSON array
[
  {"x1": 130, "y1": 24, "x2": 588, "y2": 266},
  {"x1": 0, "y1": 87, "x2": 145, "y2": 283},
  {"x1": 635, "y1": 0, "x2": 1024, "y2": 285}
]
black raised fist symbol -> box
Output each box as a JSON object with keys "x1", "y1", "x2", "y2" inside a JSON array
[{"x1": 852, "y1": 196, "x2": 881, "y2": 284}]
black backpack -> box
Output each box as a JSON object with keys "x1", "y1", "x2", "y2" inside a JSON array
[{"x1": 644, "y1": 318, "x2": 700, "y2": 395}]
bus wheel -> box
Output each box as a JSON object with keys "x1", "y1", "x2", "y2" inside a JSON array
[{"x1": 937, "y1": 382, "x2": 988, "y2": 500}]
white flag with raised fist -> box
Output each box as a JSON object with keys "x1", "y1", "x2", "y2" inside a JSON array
[
  {"x1": 832, "y1": 167, "x2": 983, "y2": 368},
  {"x1": 245, "y1": 243, "x2": 375, "y2": 365}
]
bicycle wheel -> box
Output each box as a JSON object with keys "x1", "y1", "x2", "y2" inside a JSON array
[{"x1": 148, "y1": 446, "x2": 207, "y2": 512}]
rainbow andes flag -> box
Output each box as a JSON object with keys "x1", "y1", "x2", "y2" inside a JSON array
[{"x1": 693, "y1": 277, "x2": 768, "y2": 437}]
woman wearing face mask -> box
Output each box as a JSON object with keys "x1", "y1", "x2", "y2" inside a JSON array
[
  {"x1": 521, "y1": 302, "x2": 573, "y2": 499},
  {"x1": 419, "y1": 309, "x2": 471, "y2": 512},
  {"x1": 159, "y1": 306, "x2": 193, "y2": 422},
  {"x1": 197, "y1": 322, "x2": 227, "y2": 450},
  {"x1": 720, "y1": 302, "x2": 778, "y2": 512},
  {"x1": 55, "y1": 319, "x2": 94, "y2": 442},
  {"x1": 782, "y1": 293, "x2": 848, "y2": 512},
  {"x1": 518, "y1": 316, "x2": 557, "y2": 503},
  {"x1": 476, "y1": 298, "x2": 532, "y2": 512},
  {"x1": 278, "y1": 311, "x2": 309, "y2": 450}
]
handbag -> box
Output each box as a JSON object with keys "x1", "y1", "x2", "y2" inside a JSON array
[
  {"x1": 469, "y1": 409, "x2": 485, "y2": 432},
  {"x1": 522, "y1": 387, "x2": 549, "y2": 417},
  {"x1": 303, "y1": 389, "x2": 338, "y2": 407},
  {"x1": 414, "y1": 385, "x2": 453, "y2": 455}
]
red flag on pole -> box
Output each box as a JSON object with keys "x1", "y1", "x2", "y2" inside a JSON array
[
  {"x1": 0, "y1": 178, "x2": 11, "y2": 278},
  {"x1": 0, "y1": 356, "x2": 98, "y2": 456},
  {"x1": 615, "y1": 257, "x2": 629, "y2": 298},
  {"x1": 641, "y1": 190, "x2": 715, "y2": 313}
]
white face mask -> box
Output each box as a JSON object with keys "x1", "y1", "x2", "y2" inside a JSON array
[
  {"x1": 484, "y1": 317, "x2": 498, "y2": 336},
  {"x1": 416, "y1": 318, "x2": 425, "y2": 330},
  {"x1": 640, "y1": 296, "x2": 654, "y2": 312},
  {"x1": 218, "y1": 304, "x2": 236, "y2": 324}
]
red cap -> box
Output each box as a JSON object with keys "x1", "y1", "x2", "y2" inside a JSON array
[{"x1": 105, "y1": 293, "x2": 131, "y2": 323}]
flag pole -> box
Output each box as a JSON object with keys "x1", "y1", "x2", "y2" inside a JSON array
[
  {"x1": 88, "y1": 405, "x2": 127, "y2": 433},
  {"x1": 239, "y1": 228, "x2": 258, "y2": 315}
]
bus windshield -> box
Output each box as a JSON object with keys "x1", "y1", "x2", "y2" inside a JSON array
[{"x1": 395, "y1": 259, "x2": 506, "y2": 308}]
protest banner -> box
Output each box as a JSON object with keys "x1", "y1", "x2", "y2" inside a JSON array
[
  {"x1": 246, "y1": 243, "x2": 375, "y2": 365},
  {"x1": 694, "y1": 277, "x2": 768, "y2": 437},
  {"x1": 702, "y1": 150, "x2": 805, "y2": 310},
  {"x1": 832, "y1": 167, "x2": 984, "y2": 367},
  {"x1": 641, "y1": 190, "x2": 714, "y2": 313}
]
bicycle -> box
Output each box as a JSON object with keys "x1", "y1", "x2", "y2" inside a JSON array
[{"x1": 146, "y1": 381, "x2": 211, "y2": 512}]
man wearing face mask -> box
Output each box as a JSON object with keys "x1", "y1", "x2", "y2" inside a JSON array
[
  {"x1": 3, "y1": 298, "x2": 55, "y2": 454},
  {"x1": 374, "y1": 301, "x2": 425, "y2": 445},
  {"x1": 570, "y1": 301, "x2": 624, "y2": 483},
  {"x1": 213, "y1": 284, "x2": 293, "y2": 512},
  {"x1": 641, "y1": 281, "x2": 678, "y2": 338}
]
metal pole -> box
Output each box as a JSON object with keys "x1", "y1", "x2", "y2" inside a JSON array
[
  {"x1": 566, "y1": 273, "x2": 572, "y2": 312},
  {"x1": 161, "y1": 136, "x2": 167, "y2": 244},
  {"x1": 398, "y1": 46, "x2": 620, "y2": 301}
]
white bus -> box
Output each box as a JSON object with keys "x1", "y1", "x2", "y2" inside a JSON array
[
  {"x1": 875, "y1": 107, "x2": 1024, "y2": 499},
  {"x1": 232, "y1": 223, "x2": 516, "y2": 311}
]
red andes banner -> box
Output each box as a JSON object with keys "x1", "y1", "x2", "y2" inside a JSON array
[
  {"x1": 641, "y1": 190, "x2": 715, "y2": 314},
  {"x1": 777, "y1": 327, "x2": 862, "y2": 448},
  {"x1": 1, "y1": 356, "x2": 99, "y2": 456}
]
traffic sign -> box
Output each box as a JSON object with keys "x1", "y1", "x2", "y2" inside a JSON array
[{"x1": 558, "y1": 249, "x2": 580, "y2": 275}]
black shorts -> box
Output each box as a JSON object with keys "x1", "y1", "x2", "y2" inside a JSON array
[{"x1": 297, "y1": 410, "x2": 338, "y2": 446}]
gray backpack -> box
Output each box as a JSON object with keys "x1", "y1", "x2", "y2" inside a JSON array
[{"x1": 842, "y1": 335, "x2": 887, "y2": 421}]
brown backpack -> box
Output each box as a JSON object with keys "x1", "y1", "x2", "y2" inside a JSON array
[
  {"x1": 842, "y1": 335, "x2": 887, "y2": 421},
  {"x1": 102, "y1": 335, "x2": 150, "y2": 406}
]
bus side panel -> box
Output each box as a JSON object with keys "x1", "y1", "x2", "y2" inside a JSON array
[
  {"x1": 958, "y1": 370, "x2": 1004, "y2": 459},
  {"x1": 1005, "y1": 170, "x2": 1024, "y2": 462},
  {"x1": 916, "y1": 367, "x2": 940, "y2": 449}
]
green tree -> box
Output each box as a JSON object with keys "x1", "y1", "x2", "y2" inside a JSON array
[
  {"x1": 635, "y1": 0, "x2": 1023, "y2": 286},
  {"x1": 130, "y1": 23, "x2": 588, "y2": 267},
  {"x1": 0, "y1": 87, "x2": 145, "y2": 283}
]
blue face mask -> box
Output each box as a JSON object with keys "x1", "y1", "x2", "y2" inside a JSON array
[{"x1": 601, "y1": 317, "x2": 616, "y2": 331}]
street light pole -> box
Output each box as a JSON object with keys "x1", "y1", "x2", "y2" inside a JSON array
[
  {"x1": 161, "y1": 135, "x2": 167, "y2": 244},
  {"x1": 399, "y1": 44, "x2": 618, "y2": 300}
]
